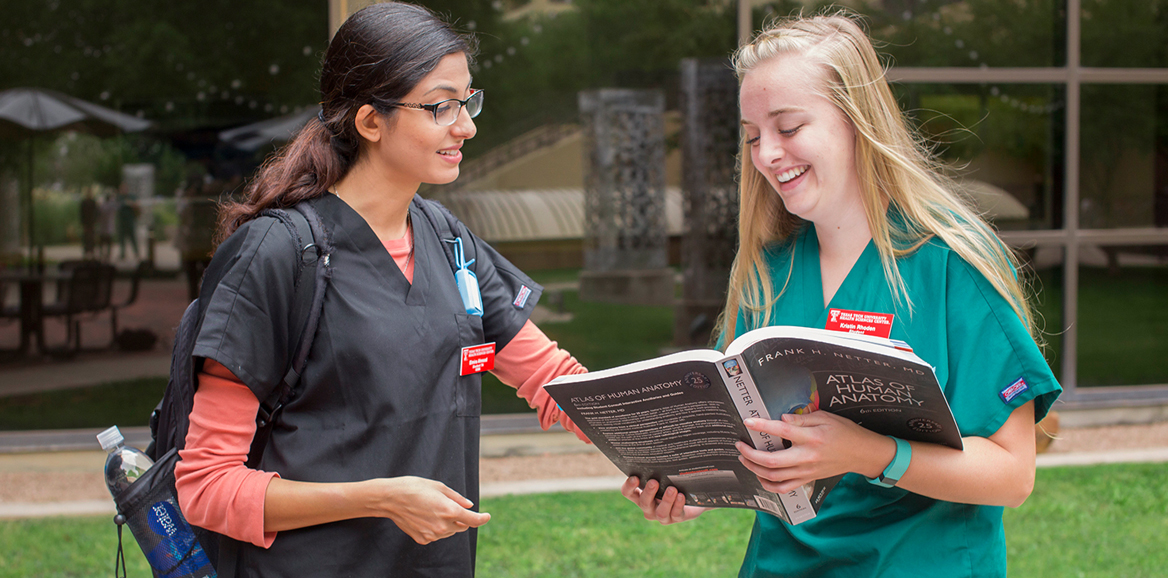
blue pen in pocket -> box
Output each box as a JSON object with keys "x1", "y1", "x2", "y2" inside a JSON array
[{"x1": 449, "y1": 237, "x2": 484, "y2": 316}]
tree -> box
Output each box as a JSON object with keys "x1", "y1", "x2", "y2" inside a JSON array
[{"x1": 0, "y1": 0, "x2": 328, "y2": 131}]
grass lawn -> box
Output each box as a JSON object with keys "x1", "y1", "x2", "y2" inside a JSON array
[
  {"x1": 533, "y1": 290, "x2": 676, "y2": 373},
  {"x1": 2, "y1": 462, "x2": 1165, "y2": 577},
  {"x1": 0, "y1": 377, "x2": 167, "y2": 431},
  {"x1": 1006, "y1": 462, "x2": 1168, "y2": 577},
  {"x1": 484, "y1": 285, "x2": 675, "y2": 414},
  {"x1": 477, "y1": 491, "x2": 753, "y2": 578}
]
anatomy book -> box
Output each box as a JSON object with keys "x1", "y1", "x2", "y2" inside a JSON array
[{"x1": 545, "y1": 325, "x2": 962, "y2": 525}]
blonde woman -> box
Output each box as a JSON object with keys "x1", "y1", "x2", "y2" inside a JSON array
[{"x1": 622, "y1": 13, "x2": 1061, "y2": 577}]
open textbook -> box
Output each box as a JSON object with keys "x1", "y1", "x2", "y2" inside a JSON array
[{"x1": 545, "y1": 325, "x2": 962, "y2": 525}]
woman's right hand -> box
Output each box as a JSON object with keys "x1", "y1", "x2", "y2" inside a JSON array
[
  {"x1": 371, "y1": 476, "x2": 491, "y2": 545},
  {"x1": 621, "y1": 476, "x2": 707, "y2": 525},
  {"x1": 264, "y1": 475, "x2": 489, "y2": 545}
]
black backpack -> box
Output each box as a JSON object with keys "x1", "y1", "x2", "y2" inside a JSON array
[
  {"x1": 117, "y1": 196, "x2": 474, "y2": 577},
  {"x1": 146, "y1": 201, "x2": 331, "y2": 463}
]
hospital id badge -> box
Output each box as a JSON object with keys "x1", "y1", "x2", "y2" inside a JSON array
[
  {"x1": 461, "y1": 343, "x2": 496, "y2": 376},
  {"x1": 825, "y1": 308, "x2": 894, "y2": 338}
]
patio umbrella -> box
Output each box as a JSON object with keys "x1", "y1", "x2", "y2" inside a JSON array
[
  {"x1": 0, "y1": 88, "x2": 150, "y2": 266},
  {"x1": 219, "y1": 105, "x2": 320, "y2": 151}
]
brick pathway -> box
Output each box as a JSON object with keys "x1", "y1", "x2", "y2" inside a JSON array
[{"x1": 0, "y1": 277, "x2": 190, "y2": 368}]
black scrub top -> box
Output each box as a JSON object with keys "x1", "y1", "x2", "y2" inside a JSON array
[{"x1": 192, "y1": 193, "x2": 542, "y2": 577}]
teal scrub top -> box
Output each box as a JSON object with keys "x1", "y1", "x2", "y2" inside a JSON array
[{"x1": 735, "y1": 224, "x2": 1061, "y2": 578}]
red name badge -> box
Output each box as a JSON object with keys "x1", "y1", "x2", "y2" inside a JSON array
[
  {"x1": 825, "y1": 309, "x2": 894, "y2": 338},
  {"x1": 460, "y1": 342, "x2": 496, "y2": 376}
]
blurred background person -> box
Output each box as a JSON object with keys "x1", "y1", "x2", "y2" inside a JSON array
[
  {"x1": 79, "y1": 189, "x2": 98, "y2": 258},
  {"x1": 115, "y1": 183, "x2": 139, "y2": 261}
]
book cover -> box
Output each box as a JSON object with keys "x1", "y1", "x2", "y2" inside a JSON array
[
  {"x1": 545, "y1": 326, "x2": 961, "y2": 525},
  {"x1": 725, "y1": 327, "x2": 963, "y2": 451}
]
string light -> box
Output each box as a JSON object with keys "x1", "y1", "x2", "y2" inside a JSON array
[
  {"x1": 894, "y1": 6, "x2": 1063, "y2": 116},
  {"x1": 13, "y1": 14, "x2": 324, "y2": 120}
]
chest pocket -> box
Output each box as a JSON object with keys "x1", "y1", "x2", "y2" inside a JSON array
[{"x1": 454, "y1": 312, "x2": 486, "y2": 417}]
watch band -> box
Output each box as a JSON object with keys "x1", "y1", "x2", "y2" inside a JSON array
[{"x1": 868, "y1": 436, "x2": 911, "y2": 488}]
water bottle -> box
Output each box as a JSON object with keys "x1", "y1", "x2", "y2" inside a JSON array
[{"x1": 98, "y1": 426, "x2": 217, "y2": 578}]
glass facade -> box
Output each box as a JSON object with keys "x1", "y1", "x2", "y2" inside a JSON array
[
  {"x1": 0, "y1": 1, "x2": 329, "y2": 196},
  {"x1": 893, "y1": 83, "x2": 1064, "y2": 231},
  {"x1": 869, "y1": 0, "x2": 1168, "y2": 400},
  {"x1": 1026, "y1": 246, "x2": 1065, "y2": 382},
  {"x1": 1, "y1": 0, "x2": 1164, "y2": 401},
  {"x1": 1076, "y1": 264, "x2": 1168, "y2": 387},
  {"x1": 1081, "y1": 0, "x2": 1167, "y2": 68},
  {"x1": 873, "y1": 0, "x2": 1065, "y2": 68},
  {"x1": 1080, "y1": 84, "x2": 1168, "y2": 229}
]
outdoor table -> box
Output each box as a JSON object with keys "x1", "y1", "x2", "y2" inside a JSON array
[{"x1": 1, "y1": 269, "x2": 63, "y2": 355}]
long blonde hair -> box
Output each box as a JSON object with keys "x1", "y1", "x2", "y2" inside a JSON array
[{"x1": 716, "y1": 12, "x2": 1037, "y2": 345}]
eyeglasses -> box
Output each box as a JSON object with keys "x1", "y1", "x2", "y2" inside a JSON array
[{"x1": 389, "y1": 89, "x2": 483, "y2": 126}]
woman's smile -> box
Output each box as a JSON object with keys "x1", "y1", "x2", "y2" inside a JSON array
[
  {"x1": 438, "y1": 146, "x2": 463, "y2": 164},
  {"x1": 776, "y1": 165, "x2": 807, "y2": 184}
]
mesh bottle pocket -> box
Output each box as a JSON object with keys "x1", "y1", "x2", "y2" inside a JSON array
[{"x1": 113, "y1": 448, "x2": 218, "y2": 578}]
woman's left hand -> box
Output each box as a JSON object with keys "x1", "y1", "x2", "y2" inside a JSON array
[
  {"x1": 621, "y1": 476, "x2": 709, "y2": 525},
  {"x1": 736, "y1": 411, "x2": 892, "y2": 494}
]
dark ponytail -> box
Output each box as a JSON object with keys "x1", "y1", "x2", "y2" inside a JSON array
[{"x1": 217, "y1": 1, "x2": 476, "y2": 242}]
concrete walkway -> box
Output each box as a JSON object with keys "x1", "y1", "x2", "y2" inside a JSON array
[
  {"x1": 0, "y1": 422, "x2": 622, "y2": 520},
  {"x1": 5, "y1": 429, "x2": 1168, "y2": 520}
]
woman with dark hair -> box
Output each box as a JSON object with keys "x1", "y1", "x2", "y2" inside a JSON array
[{"x1": 173, "y1": 3, "x2": 587, "y2": 575}]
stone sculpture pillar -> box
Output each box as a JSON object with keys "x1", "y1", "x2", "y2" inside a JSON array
[
  {"x1": 675, "y1": 59, "x2": 741, "y2": 347},
  {"x1": 577, "y1": 89, "x2": 674, "y2": 305}
]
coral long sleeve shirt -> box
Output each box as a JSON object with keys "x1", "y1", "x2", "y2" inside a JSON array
[{"x1": 175, "y1": 228, "x2": 588, "y2": 547}]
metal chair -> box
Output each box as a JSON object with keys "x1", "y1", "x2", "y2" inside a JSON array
[
  {"x1": 110, "y1": 261, "x2": 149, "y2": 342},
  {"x1": 0, "y1": 279, "x2": 19, "y2": 357},
  {"x1": 41, "y1": 261, "x2": 117, "y2": 352},
  {"x1": 0, "y1": 278, "x2": 15, "y2": 320}
]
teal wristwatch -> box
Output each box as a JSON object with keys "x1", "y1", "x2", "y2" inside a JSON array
[{"x1": 868, "y1": 436, "x2": 911, "y2": 488}]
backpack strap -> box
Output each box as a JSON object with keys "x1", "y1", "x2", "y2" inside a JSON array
[
  {"x1": 280, "y1": 202, "x2": 333, "y2": 392},
  {"x1": 218, "y1": 203, "x2": 333, "y2": 578},
  {"x1": 247, "y1": 201, "x2": 333, "y2": 468},
  {"x1": 412, "y1": 195, "x2": 475, "y2": 276}
]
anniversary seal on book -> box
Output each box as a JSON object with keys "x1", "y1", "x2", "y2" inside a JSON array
[{"x1": 544, "y1": 325, "x2": 962, "y2": 525}]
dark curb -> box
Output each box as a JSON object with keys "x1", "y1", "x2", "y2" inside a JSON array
[{"x1": 0, "y1": 414, "x2": 549, "y2": 454}]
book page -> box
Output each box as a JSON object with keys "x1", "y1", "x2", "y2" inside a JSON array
[{"x1": 546, "y1": 348, "x2": 724, "y2": 384}]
